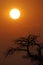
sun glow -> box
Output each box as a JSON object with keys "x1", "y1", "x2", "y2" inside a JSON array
[{"x1": 10, "y1": 9, "x2": 20, "y2": 19}]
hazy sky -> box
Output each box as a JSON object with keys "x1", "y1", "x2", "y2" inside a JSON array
[{"x1": 0, "y1": 0, "x2": 43, "y2": 65}]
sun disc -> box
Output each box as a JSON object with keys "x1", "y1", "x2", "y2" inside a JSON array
[{"x1": 10, "y1": 9, "x2": 20, "y2": 19}]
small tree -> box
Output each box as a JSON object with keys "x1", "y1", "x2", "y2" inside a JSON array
[{"x1": 4, "y1": 34, "x2": 43, "y2": 65}]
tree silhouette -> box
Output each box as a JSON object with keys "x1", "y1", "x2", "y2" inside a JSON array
[{"x1": 4, "y1": 34, "x2": 43, "y2": 65}]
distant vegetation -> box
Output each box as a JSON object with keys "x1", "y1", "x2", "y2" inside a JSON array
[{"x1": 4, "y1": 34, "x2": 43, "y2": 65}]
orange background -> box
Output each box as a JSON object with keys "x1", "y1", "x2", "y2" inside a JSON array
[{"x1": 0, "y1": 0, "x2": 43, "y2": 65}]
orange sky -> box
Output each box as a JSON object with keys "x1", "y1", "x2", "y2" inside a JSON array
[{"x1": 0, "y1": 0, "x2": 43, "y2": 65}]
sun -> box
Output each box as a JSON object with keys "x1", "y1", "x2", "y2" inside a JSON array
[{"x1": 10, "y1": 8, "x2": 20, "y2": 19}]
